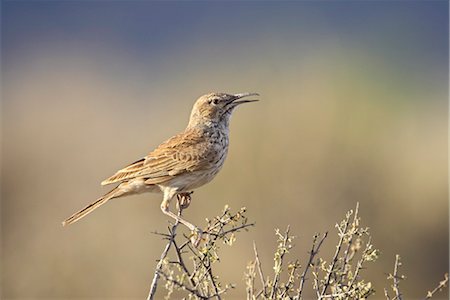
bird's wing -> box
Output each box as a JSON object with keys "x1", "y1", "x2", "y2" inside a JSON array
[{"x1": 101, "y1": 128, "x2": 210, "y2": 185}]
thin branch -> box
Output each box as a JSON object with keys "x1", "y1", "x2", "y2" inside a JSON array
[
  {"x1": 245, "y1": 259, "x2": 256, "y2": 300},
  {"x1": 199, "y1": 230, "x2": 223, "y2": 299},
  {"x1": 147, "y1": 208, "x2": 183, "y2": 300},
  {"x1": 320, "y1": 210, "x2": 353, "y2": 298},
  {"x1": 280, "y1": 259, "x2": 300, "y2": 298},
  {"x1": 384, "y1": 288, "x2": 392, "y2": 300},
  {"x1": 158, "y1": 270, "x2": 209, "y2": 299},
  {"x1": 339, "y1": 202, "x2": 360, "y2": 282},
  {"x1": 392, "y1": 254, "x2": 403, "y2": 300},
  {"x1": 270, "y1": 226, "x2": 291, "y2": 299},
  {"x1": 207, "y1": 222, "x2": 255, "y2": 238},
  {"x1": 312, "y1": 261, "x2": 322, "y2": 299},
  {"x1": 296, "y1": 232, "x2": 328, "y2": 300},
  {"x1": 423, "y1": 273, "x2": 449, "y2": 300},
  {"x1": 147, "y1": 222, "x2": 179, "y2": 300},
  {"x1": 172, "y1": 239, "x2": 198, "y2": 289},
  {"x1": 347, "y1": 236, "x2": 372, "y2": 289},
  {"x1": 319, "y1": 286, "x2": 360, "y2": 299},
  {"x1": 253, "y1": 242, "x2": 268, "y2": 298},
  {"x1": 206, "y1": 263, "x2": 222, "y2": 300},
  {"x1": 150, "y1": 230, "x2": 172, "y2": 238}
]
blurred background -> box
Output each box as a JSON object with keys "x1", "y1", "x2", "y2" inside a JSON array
[{"x1": 1, "y1": 1, "x2": 448, "y2": 299}]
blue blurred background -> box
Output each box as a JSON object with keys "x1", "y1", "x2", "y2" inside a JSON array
[{"x1": 2, "y1": 1, "x2": 448, "y2": 299}]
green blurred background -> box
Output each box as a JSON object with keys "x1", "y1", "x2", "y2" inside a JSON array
[{"x1": 1, "y1": 1, "x2": 448, "y2": 299}]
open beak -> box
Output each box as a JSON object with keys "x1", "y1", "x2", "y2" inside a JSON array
[{"x1": 231, "y1": 92, "x2": 260, "y2": 105}]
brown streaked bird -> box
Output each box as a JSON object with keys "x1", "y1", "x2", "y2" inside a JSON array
[{"x1": 62, "y1": 92, "x2": 259, "y2": 235}]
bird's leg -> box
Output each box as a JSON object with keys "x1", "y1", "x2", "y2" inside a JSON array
[
  {"x1": 160, "y1": 193, "x2": 202, "y2": 247},
  {"x1": 160, "y1": 198, "x2": 196, "y2": 231},
  {"x1": 176, "y1": 191, "x2": 193, "y2": 210}
]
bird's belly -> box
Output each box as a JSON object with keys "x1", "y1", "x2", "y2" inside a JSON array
[
  {"x1": 188, "y1": 168, "x2": 222, "y2": 190},
  {"x1": 162, "y1": 164, "x2": 224, "y2": 192},
  {"x1": 119, "y1": 178, "x2": 161, "y2": 195}
]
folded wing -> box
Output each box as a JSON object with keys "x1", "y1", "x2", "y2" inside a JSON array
[{"x1": 101, "y1": 128, "x2": 209, "y2": 186}]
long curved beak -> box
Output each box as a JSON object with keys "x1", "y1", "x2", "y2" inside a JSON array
[{"x1": 232, "y1": 92, "x2": 260, "y2": 105}]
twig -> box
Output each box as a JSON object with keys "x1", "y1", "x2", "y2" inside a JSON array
[
  {"x1": 423, "y1": 273, "x2": 449, "y2": 300},
  {"x1": 320, "y1": 209, "x2": 353, "y2": 298},
  {"x1": 158, "y1": 271, "x2": 209, "y2": 299},
  {"x1": 253, "y1": 242, "x2": 268, "y2": 298},
  {"x1": 392, "y1": 254, "x2": 403, "y2": 300},
  {"x1": 245, "y1": 259, "x2": 256, "y2": 300},
  {"x1": 296, "y1": 232, "x2": 328, "y2": 300},
  {"x1": 207, "y1": 222, "x2": 255, "y2": 238},
  {"x1": 312, "y1": 260, "x2": 322, "y2": 299},
  {"x1": 270, "y1": 226, "x2": 291, "y2": 299},
  {"x1": 280, "y1": 259, "x2": 300, "y2": 298},
  {"x1": 200, "y1": 225, "x2": 223, "y2": 299},
  {"x1": 339, "y1": 202, "x2": 360, "y2": 282},
  {"x1": 147, "y1": 208, "x2": 183, "y2": 300},
  {"x1": 206, "y1": 263, "x2": 222, "y2": 300},
  {"x1": 172, "y1": 239, "x2": 197, "y2": 289},
  {"x1": 384, "y1": 288, "x2": 392, "y2": 300},
  {"x1": 319, "y1": 286, "x2": 359, "y2": 298},
  {"x1": 347, "y1": 236, "x2": 372, "y2": 289}
]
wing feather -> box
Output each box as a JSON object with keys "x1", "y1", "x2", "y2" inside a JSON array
[{"x1": 101, "y1": 128, "x2": 209, "y2": 185}]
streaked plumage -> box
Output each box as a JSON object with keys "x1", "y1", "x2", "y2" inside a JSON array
[{"x1": 62, "y1": 92, "x2": 259, "y2": 232}]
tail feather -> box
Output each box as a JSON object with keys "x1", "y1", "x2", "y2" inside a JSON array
[{"x1": 62, "y1": 188, "x2": 119, "y2": 226}]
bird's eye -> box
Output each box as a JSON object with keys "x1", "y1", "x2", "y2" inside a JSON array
[{"x1": 211, "y1": 99, "x2": 219, "y2": 105}]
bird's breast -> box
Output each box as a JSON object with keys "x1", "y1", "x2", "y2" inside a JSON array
[
  {"x1": 208, "y1": 125, "x2": 229, "y2": 145},
  {"x1": 208, "y1": 129, "x2": 229, "y2": 164},
  {"x1": 179, "y1": 130, "x2": 229, "y2": 191}
]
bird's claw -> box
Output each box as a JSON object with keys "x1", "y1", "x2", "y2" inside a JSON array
[{"x1": 176, "y1": 192, "x2": 193, "y2": 210}]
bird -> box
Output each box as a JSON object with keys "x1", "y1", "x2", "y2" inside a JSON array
[{"x1": 62, "y1": 92, "x2": 259, "y2": 236}]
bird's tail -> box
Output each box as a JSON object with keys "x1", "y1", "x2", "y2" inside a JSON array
[{"x1": 62, "y1": 188, "x2": 121, "y2": 226}]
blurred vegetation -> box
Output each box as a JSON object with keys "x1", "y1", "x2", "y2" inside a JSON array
[{"x1": 149, "y1": 204, "x2": 448, "y2": 300}]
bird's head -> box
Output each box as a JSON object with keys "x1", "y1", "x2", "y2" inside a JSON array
[{"x1": 188, "y1": 92, "x2": 259, "y2": 128}]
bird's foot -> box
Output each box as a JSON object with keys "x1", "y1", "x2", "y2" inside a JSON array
[{"x1": 176, "y1": 192, "x2": 193, "y2": 210}]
